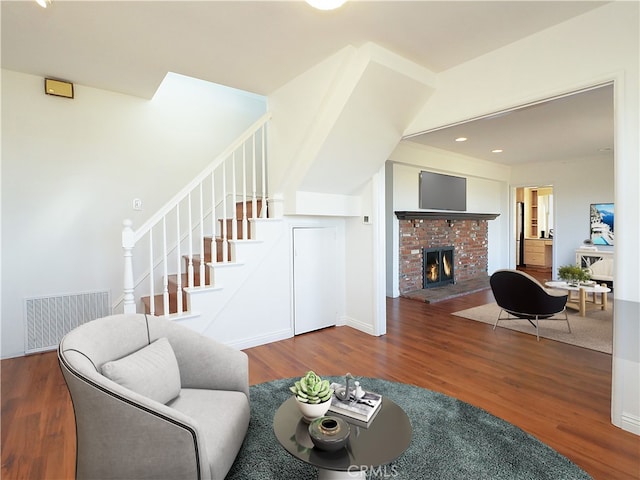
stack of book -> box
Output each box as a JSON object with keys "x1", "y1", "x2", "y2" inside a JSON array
[{"x1": 328, "y1": 382, "x2": 382, "y2": 424}]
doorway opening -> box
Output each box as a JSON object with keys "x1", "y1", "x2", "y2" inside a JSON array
[{"x1": 516, "y1": 185, "x2": 554, "y2": 279}]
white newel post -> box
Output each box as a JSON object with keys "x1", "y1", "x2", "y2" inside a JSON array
[{"x1": 122, "y1": 219, "x2": 137, "y2": 314}]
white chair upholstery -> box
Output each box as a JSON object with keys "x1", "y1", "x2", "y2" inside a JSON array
[
  {"x1": 587, "y1": 258, "x2": 613, "y2": 282},
  {"x1": 58, "y1": 313, "x2": 250, "y2": 480}
]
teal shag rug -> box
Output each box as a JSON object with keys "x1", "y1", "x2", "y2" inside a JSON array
[{"x1": 226, "y1": 377, "x2": 592, "y2": 480}]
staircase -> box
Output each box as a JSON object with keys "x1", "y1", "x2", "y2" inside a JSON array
[
  {"x1": 141, "y1": 200, "x2": 261, "y2": 316},
  {"x1": 121, "y1": 112, "x2": 273, "y2": 321}
]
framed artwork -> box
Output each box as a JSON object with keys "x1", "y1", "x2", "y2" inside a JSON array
[{"x1": 590, "y1": 203, "x2": 614, "y2": 246}]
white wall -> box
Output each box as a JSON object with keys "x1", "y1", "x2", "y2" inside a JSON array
[
  {"x1": 343, "y1": 169, "x2": 387, "y2": 337},
  {"x1": 268, "y1": 47, "x2": 352, "y2": 199},
  {"x1": 386, "y1": 142, "x2": 510, "y2": 297},
  {"x1": 405, "y1": 2, "x2": 639, "y2": 435},
  {"x1": 511, "y1": 157, "x2": 615, "y2": 272},
  {"x1": 1, "y1": 70, "x2": 266, "y2": 359}
]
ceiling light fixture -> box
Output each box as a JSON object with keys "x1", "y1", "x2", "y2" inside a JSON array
[
  {"x1": 455, "y1": 137, "x2": 467, "y2": 142},
  {"x1": 305, "y1": 0, "x2": 347, "y2": 11},
  {"x1": 492, "y1": 149, "x2": 503, "y2": 153},
  {"x1": 36, "y1": 0, "x2": 52, "y2": 8}
]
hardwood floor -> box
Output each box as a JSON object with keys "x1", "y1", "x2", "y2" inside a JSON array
[
  {"x1": 517, "y1": 264, "x2": 552, "y2": 283},
  {"x1": 2, "y1": 290, "x2": 638, "y2": 479}
]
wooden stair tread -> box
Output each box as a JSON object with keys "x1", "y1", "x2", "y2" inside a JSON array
[
  {"x1": 215, "y1": 220, "x2": 251, "y2": 240},
  {"x1": 141, "y1": 293, "x2": 187, "y2": 316},
  {"x1": 141, "y1": 200, "x2": 266, "y2": 316},
  {"x1": 235, "y1": 199, "x2": 263, "y2": 218},
  {"x1": 167, "y1": 272, "x2": 210, "y2": 289}
]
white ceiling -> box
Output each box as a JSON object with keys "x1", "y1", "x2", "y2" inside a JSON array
[
  {"x1": 1, "y1": 0, "x2": 607, "y2": 97},
  {"x1": 2, "y1": 0, "x2": 613, "y2": 166},
  {"x1": 405, "y1": 83, "x2": 614, "y2": 165}
]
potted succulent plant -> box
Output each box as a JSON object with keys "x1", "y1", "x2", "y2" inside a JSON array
[
  {"x1": 289, "y1": 371, "x2": 334, "y2": 421},
  {"x1": 558, "y1": 264, "x2": 591, "y2": 286}
]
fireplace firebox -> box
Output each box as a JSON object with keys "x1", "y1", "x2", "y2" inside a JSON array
[{"x1": 423, "y1": 247, "x2": 454, "y2": 288}]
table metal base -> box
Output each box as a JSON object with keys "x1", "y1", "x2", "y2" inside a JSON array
[{"x1": 318, "y1": 468, "x2": 366, "y2": 480}]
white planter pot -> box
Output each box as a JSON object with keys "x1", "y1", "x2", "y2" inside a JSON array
[{"x1": 295, "y1": 397, "x2": 331, "y2": 422}]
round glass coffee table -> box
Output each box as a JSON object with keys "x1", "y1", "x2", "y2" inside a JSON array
[{"x1": 273, "y1": 396, "x2": 412, "y2": 479}]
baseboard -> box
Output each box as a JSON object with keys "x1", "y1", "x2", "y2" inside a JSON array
[
  {"x1": 1, "y1": 350, "x2": 30, "y2": 360},
  {"x1": 342, "y1": 316, "x2": 376, "y2": 335},
  {"x1": 228, "y1": 328, "x2": 292, "y2": 351},
  {"x1": 618, "y1": 412, "x2": 640, "y2": 436}
]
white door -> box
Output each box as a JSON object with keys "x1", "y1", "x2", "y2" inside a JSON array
[{"x1": 293, "y1": 227, "x2": 338, "y2": 335}]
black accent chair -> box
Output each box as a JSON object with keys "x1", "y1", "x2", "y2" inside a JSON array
[{"x1": 489, "y1": 269, "x2": 570, "y2": 341}]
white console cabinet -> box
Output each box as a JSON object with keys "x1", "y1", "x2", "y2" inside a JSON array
[{"x1": 576, "y1": 249, "x2": 613, "y2": 282}]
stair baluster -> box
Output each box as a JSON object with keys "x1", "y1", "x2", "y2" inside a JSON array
[
  {"x1": 210, "y1": 172, "x2": 217, "y2": 264},
  {"x1": 162, "y1": 217, "x2": 169, "y2": 315},
  {"x1": 231, "y1": 152, "x2": 238, "y2": 241},
  {"x1": 148, "y1": 229, "x2": 155, "y2": 316},
  {"x1": 175, "y1": 208, "x2": 183, "y2": 313},
  {"x1": 242, "y1": 143, "x2": 248, "y2": 240},
  {"x1": 261, "y1": 125, "x2": 267, "y2": 218},
  {"x1": 187, "y1": 193, "x2": 195, "y2": 288},
  {"x1": 198, "y1": 184, "x2": 205, "y2": 286},
  {"x1": 251, "y1": 133, "x2": 257, "y2": 222},
  {"x1": 122, "y1": 220, "x2": 135, "y2": 314},
  {"x1": 222, "y1": 162, "x2": 229, "y2": 262}
]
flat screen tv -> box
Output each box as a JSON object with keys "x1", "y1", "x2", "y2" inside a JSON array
[{"x1": 419, "y1": 171, "x2": 466, "y2": 211}]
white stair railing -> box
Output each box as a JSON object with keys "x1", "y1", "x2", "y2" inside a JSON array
[{"x1": 122, "y1": 112, "x2": 271, "y2": 315}]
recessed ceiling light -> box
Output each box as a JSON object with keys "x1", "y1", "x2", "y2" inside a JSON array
[
  {"x1": 455, "y1": 137, "x2": 467, "y2": 142},
  {"x1": 305, "y1": 0, "x2": 347, "y2": 10},
  {"x1": 492, "y1": 149, "x2": 503, "y2": 153},
  {"x1": 36, "y1": 0, "x2": 52, "y2": 7}
]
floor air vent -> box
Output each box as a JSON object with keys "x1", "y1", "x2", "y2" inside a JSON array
[{"x1": 24, "y1": 290, "x2": 111, "y2": 354}]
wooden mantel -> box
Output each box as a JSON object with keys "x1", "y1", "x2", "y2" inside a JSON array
[{"x1": 395, "y1": 211, "x2": 500, "y2": 220}]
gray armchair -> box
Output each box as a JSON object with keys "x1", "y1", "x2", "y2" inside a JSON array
[{"x1": 58, "y1": 313, "x2": 250, "y2": 480}]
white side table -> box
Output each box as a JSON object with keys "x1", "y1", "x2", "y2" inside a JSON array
[{"x1": 545, "y1": 281, "x2": 611, "y2": 317}]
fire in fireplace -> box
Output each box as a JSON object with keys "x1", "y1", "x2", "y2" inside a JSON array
[{"x1": 423, "y1": 247, "x2": 454, "y2": 288}]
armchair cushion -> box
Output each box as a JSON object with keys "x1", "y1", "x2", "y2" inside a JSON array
[
  {"x1": 168, "y1": 389, "x2": 250, "y2": 479},
  {"x1": 102, "y1": 337, "x2": 181, "y2": 404}
]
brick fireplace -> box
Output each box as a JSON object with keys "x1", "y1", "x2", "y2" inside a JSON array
[{"x1": 395, "y1": 211, "x2": 499, "y2": 295}]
